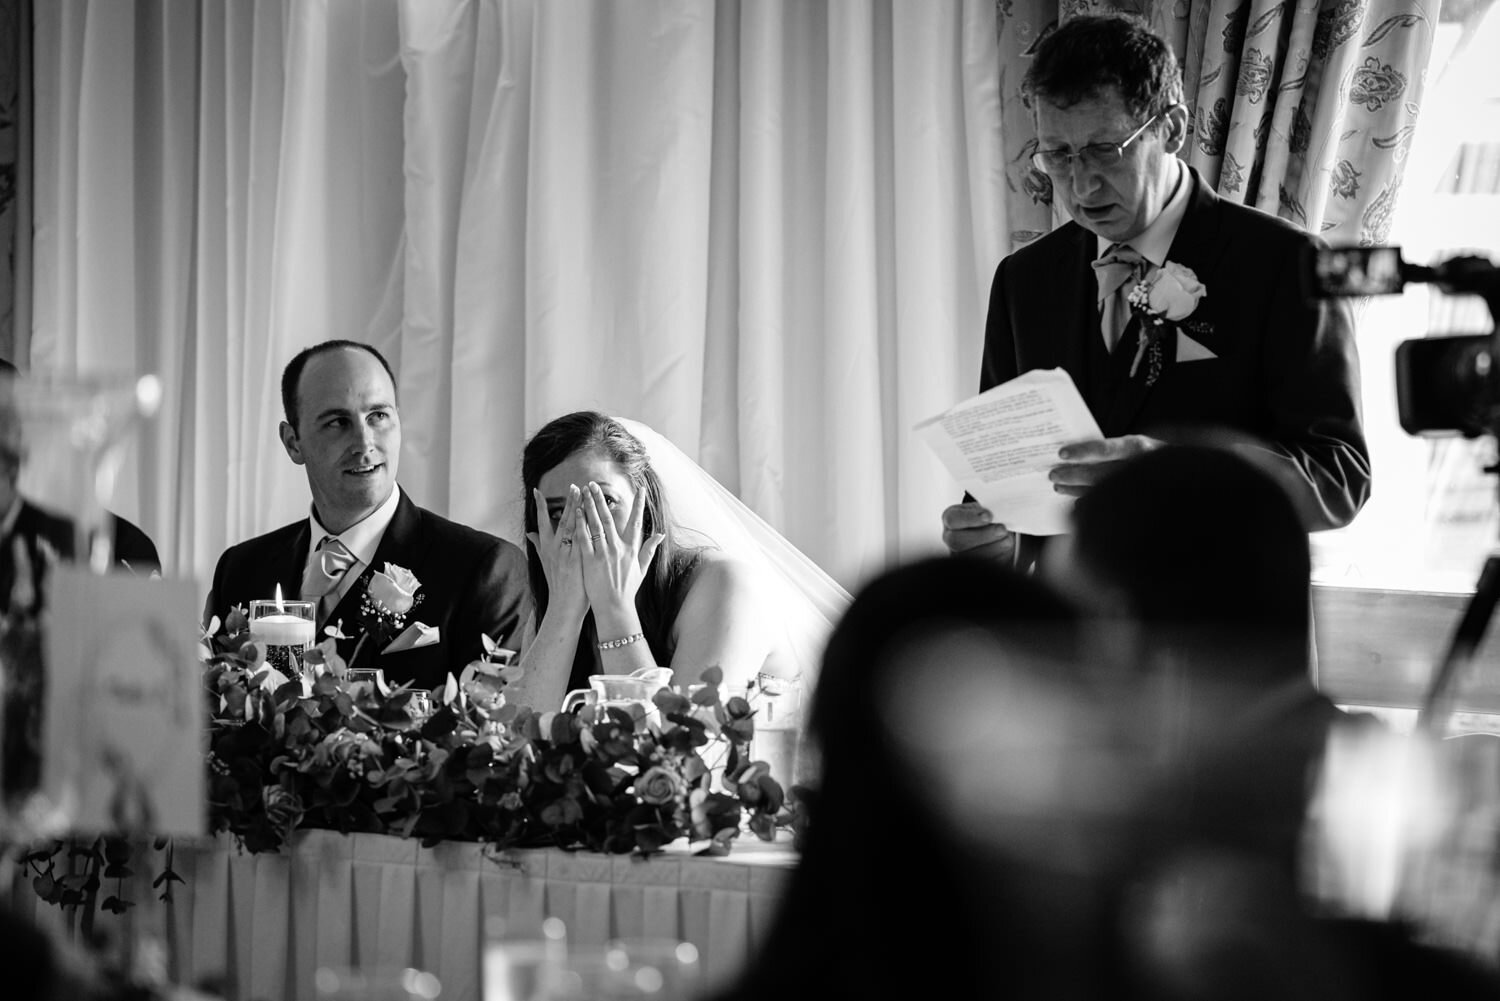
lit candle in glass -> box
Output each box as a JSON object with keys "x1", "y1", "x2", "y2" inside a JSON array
[{"x1": 249, "y1": 586, "x2": 316, "y2": 677}]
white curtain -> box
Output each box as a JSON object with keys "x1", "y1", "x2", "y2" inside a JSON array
[{"x1": 30, "y1": 0, "x2": 1005, "y2": 592}]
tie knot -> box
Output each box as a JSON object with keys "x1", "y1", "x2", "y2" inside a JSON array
[
  {"x1": 302, "y1": 536, "x2": 356, "y2": 602},
  {"x1": 1093, "y1": 244, "x2": 1147, "y2": 305}
]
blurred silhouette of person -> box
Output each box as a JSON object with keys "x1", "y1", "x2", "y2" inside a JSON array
[
  {"x1": 1053, "y1": 441, "x2": 1314, "y2": 682},
  {"x1": 1045, "y1": 442, "x2": 1337, "y2": 876},
  {"x1": 0, "y1": 359, "x2": 161, "y2": 612},
  {"x1": 717, "y1": 552, "x2": 1500, "y2": 999},
  {"x1": 715, "y1": 556, "x2": 1095, "y2": 1000},
  {"x1": 1035, "y1": 444, "x2": 1500, "y2": 996}
]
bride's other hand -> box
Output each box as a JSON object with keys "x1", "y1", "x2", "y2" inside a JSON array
[
  {"x1": 527, "y1": 485, "x2": 588, "y2": 621},
  {"x1": 576, "y1": 481, "x2": 664, "y2": 630}
]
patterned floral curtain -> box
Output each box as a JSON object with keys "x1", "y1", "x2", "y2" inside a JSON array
[{"x1": 995, "y1": 0, "x2": 1441, "y2": 250}]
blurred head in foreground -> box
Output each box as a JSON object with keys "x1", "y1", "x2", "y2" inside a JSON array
[
  {"x1": 720, "y1": 554, "x2": 1500, "y2": 1001},
  {"x1": 1050, "y1": 442, "x2": 1313, "y2": 684},
  {"x1": 1049, "y1": 442, "x2": 1338, "y2": 874},
  {"x1": 720, "y1": 556, "x2": 1089, "y2": 1000}
]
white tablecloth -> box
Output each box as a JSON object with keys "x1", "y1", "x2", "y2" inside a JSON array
[{"x1": 5, "y1": 830, "x2": 796, "y2": 1001}]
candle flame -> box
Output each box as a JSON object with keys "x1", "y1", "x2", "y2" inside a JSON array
[{"x1": 274, "y1": 583, "x2": 285, "y2": 611}]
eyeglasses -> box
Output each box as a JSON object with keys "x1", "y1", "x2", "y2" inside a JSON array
[{"x1": 1031, "y1": 114, "x2": 1159, "y2": 175}]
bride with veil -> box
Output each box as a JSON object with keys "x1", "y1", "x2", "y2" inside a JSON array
[{"x1": 510, "y1": 411, "x2": 850, "y2": 728}]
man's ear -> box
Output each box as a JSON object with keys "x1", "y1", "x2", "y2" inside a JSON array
[
  {"x1": 1163, "y1": 103, "x2": 1191, "y2": 156},
  {"x1": 279, "y1": 421, "x2": 306, "y2": 466}
]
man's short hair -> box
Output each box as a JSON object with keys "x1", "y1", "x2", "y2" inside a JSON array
[
  {"x1": 280, "y1": 340, "x2": 397, "y2": 430},
  {"x1": 1022, "y1": 14, "x2": 1184, "y2": 123}
]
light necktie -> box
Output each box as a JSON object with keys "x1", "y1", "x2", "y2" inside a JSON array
[
  {"x1": 1092, "y1": 243, "x2": 1147, "y2": 353},
  {"x1": 301, "y1": 536, "x2": 356, "y2": 625}
]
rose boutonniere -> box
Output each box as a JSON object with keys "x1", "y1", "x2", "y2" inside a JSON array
[
  {"x1": 1126, "y1": 261, "x2": 1207, "y2": 386},
  {"x1": 360, "y1": 563, "x2": 423, "y2": 635}
]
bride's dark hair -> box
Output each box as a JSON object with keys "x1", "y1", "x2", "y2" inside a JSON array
[{"x1": 522, "y1": 411, "x2": 703, "y2": 689}]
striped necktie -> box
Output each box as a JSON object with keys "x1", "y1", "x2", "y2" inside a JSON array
[
  {"x1": 300, "y1": 536, "x2": 356, "y2": 625},
  {"x1": 1092, "y1": 243, "x2": 1147, "y2": 352}
]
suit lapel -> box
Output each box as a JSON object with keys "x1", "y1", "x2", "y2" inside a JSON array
[
  {"x1": 1164, "y1": 169, "x2": 1221, "y2": 284},
  {"x1": 366, "y1": 490, "x2": 422, "y2": 583},
  {"x1": 1054, "y1": 229, "x2": 1095, "y2": 387},
  {"x1": 323, "y1": 492, "x2": 423, "y2": 657},
  {"x1": 280, "y1": 521, "x2": 312, "y2": 605}
]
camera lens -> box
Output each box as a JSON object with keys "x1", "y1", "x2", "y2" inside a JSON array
[{"x1": 1396, "y1": 334, "x2": 1498, "y2": 436}]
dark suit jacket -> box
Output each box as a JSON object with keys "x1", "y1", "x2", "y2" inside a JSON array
[
  {"x1": 0, "y1": 502, "x2": 162, "y2": 613},
  {"x1": 980, "y1": 168, "x2": 1371, "y2": 569},
  {"x1": 112, "y1": 513, "x2": 161, "y2": 576},
  {"x1": 206, "y1": 490, "x2": 530, "y2": 691}
]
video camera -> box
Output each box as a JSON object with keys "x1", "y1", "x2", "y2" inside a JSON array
[{"x1": 1306, "y1": 246, "x2": 1500, "y2": 437}]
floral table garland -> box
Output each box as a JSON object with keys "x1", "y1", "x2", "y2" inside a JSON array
[
  {"x1": 202, "y1": 603, "x2": 801, "y2": 858},
  {"x1": 8, "y1": 597, "x2": 802, "y2": 972}
]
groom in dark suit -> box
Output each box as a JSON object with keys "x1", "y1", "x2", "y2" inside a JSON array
[
  {"x1": 943, "y1": 15, "x2": 1370, "y2": 570},
  {"x1": 206, "y1": 340, "x2": 529, "y2": 690}
]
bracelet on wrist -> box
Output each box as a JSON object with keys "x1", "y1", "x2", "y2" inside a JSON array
[{"x1": 597, "y1": 631, "x2": 645, "y2": 651}]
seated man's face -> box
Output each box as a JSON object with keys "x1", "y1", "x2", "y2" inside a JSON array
[{"x1": 280, "y1": 348, "x2": 401, "y2": 532}]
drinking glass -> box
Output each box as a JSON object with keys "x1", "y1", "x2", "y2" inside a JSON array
[
  {"x1": 345, "y1": 666, "x2": 387, "y2": 696},
  {"x1": 248, "y1": 600, "x2": 316, "y2": 677},
  {"x1": 751, "y1": 673, "x2": 803, "y2": 787},
  {"x1": 406, "y1": 689, "x2": 434, "y2": 722}
]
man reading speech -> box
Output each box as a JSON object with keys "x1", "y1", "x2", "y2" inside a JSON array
[
  {"x1": 206, "y1": 340, "x2": 529, "y2": 690},
  {"x1": 942, "y1": 15, "x2": 1370, "y2": 569}
]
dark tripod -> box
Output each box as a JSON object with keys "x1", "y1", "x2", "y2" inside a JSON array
[{"x1": 1420, "y1": 547, "x2": 1500, "y2": 730}]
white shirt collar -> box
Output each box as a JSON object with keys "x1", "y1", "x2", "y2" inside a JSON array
[
  {"x1": 308, "y1": 484, "x2": 402, "y2": 569},
  {"x1": 1096, "y1": 157, "x2": 1191, "y2": 267}
]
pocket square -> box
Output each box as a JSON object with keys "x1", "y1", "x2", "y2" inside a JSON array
[
  {"x1": 383, "y1": 621, "x2": 440, "y2": 654},
  {"x1": 1176, "y1": 328, "x2": 1218, "y2": 362}
]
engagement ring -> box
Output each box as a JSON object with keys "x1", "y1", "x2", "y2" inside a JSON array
[{"x1": 560, "y1": 538, "x2": 574, "y2": 547}]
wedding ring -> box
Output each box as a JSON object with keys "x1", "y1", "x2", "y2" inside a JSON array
[{"x1": 590, "y1": 533, "x2": 604, "y2": 541}]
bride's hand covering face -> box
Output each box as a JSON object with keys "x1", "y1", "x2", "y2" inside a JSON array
[
  {"x1": 575, "y1": 480, "x2": 665, "y2": 616},
  {"x1": 526, "y1": 484, "x2": 587, "y2": 620}
]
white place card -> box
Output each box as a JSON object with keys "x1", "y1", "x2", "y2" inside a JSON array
[{"x1": 42, "y1": 567, "x2": 205, "y2": 836}]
